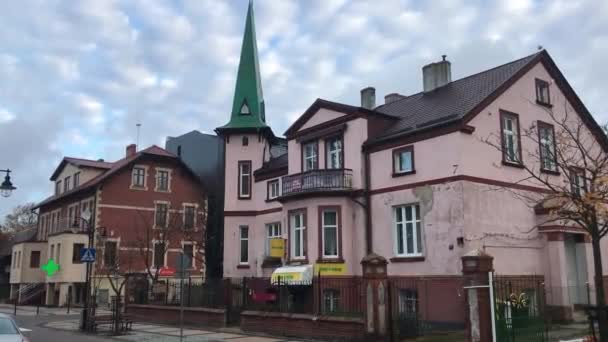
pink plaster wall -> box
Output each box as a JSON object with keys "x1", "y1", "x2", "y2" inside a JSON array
[
  {"x1": 299, "y1": 108, "x2": 346, "y2": 130},
  {"x1": 224, "y1": 133, "x2": 268, "y2": 211},
  {"x1": 368, "y1": 132, "x2": 465, "y2": 190},
  {"x1": 287, "y1": 115, "x2": 366, "y2": 189},
  {"x1": 371, "y1": 182, "x2": 465, "y2": 275},
  {"x1": 223, "y1": 58, "x2": 608, "y2": 283}
]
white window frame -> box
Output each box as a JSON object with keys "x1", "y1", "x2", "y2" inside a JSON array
[
  {"x1": 154, "y1": 167, "x2": 172, "y2": 192},
  {"x1": 154, "y1": 201, "x2": 170, "y2": 229},
  {"x1": 321, "y1": 209, "x2": 339, "y2": 259},
  {"x1": 56, "y1": 243, "x2": 61, "y2": 263},
  {"x1": 323, "y1": 289, "x2": 340, "y2": 313},
  {"x1": 103, "y1": 238, "x2": 120, "y2": 266},
  {"x1": 130, "y1": 165, "x2": 148, "y2": 190},
  {"x1": 267, "y1": 179, "x2": 280, "y2": 200},
  {"x1": 152, "y1": 240, "x2": 167, "y2": 269},
  {"x1": 239, "y1": 226, "x2": 249, "y2": 264},
  {"x1": 303, "y1": 142, "x2": 318, "y2": 171},
  {"x1": 394, "y1": 204, "x2": 423, "y2": 257},
  {"x1": 73, "y1": 172, "x2": 80, "y2": 188},
  {"x1": 571, "y1": 169, "x2": 587, "y2": 197},
  {"x1": 290, "y1": 212, "x2": 305, "y2": 260},
  {"x1": 394, "y1": 149, "x2": 413, "y2": 174},
  {"x1": 502, "y1": 114, "x2": 520, "y2": 164},
  {"x1": 238, "y1": 161, "x2": 252, "y2": 199},
  {"x1": 64, "y1": 176, "x2": 71, "y2": 192},
  {"x1": 326, "y1": 137, "x2": 343, "y2": 169},
  {"x1": 398, "y1": 289, "x2": 418, "y2": 315},
  {"x1": 182, "y1": 203, "x2": 197, "y2": 231},
  {"x1": 538, "y1": 124, "x2": 556, "y2": 171},
  {"x1": 181, "y1": 241, "x2": 196, "y2": 269},
  {"x1": 265, "y1": 222, "x2": 282, "y2": 256}
]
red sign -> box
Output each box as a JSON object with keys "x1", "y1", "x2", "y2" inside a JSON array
[
  {"x1": 251, "y1": 291, "x2": 277, "y2": 302},
  {"x1": 159, "y1": 267, "x2": 176, "y2": 276}
]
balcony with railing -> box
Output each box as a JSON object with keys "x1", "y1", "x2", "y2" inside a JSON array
[
  {"x1": 281, "y1": 169, "x2": 354, "y2": 198},
  {"x1": 47, "y1": 217, "x2": 89, "y2": 236}
]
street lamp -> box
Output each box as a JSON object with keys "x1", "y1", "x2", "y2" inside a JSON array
[
  {"x1": 0, "y1": 169, "x2": 16, "y2": 198},
  {"x1": 78, "y1": 208, "x2": 95, "y2": 332}
]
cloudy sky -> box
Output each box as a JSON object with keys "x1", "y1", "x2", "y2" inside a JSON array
[{"x1": 0, "y1": 0, "x2": 607, "y2": 218}]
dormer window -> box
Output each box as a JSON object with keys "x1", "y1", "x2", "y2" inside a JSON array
[
  {"x1": 535, "y1": 78, "x2": 551, "y2": 106},
  {"x1": 240, "y1": 102, "x2": 250, "y2": 115},
  {"x1": 326, "y1": 136, "x2": 343, "y2": 169},
  {"x1": 73, "y1": 172, "x2": 80, "y2": 188},
  {"x1": 64, "y1": 176, "x2": 71, "y2": 192},
  {"x1": 303, "y1": 141, "x2": 318, "y2": 172},
  {"x1": 56, "y1": 180, "x2": 62, "y2": 195}
]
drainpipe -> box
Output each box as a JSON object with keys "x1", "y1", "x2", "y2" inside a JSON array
[{"x1": 364, "y1": 150, "x2": 372, "y2": 255}]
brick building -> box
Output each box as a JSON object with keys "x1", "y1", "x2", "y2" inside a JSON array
[{"x1": 11, "y1": 144, "x2": 207, "y2": 307}]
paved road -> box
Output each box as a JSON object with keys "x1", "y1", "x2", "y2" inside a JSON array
[{"x1": 16, "y1": 313, "x2": 112, "y2": 342}]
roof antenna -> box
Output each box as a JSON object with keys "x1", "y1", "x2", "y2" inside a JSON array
[{"x1": 136, "y1": 123, "x2": 141, "y2": 150}]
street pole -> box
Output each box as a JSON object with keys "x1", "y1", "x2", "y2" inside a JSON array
[
  {"x1": 82, "y1": 218, "x2": 93, "y2": 331},
  {"x1": 179, "y1": 254, "x2": 184, "y2": 342}
]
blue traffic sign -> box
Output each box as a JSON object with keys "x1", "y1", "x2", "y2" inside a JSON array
[{"x1": 80, "y1": 248, "x2": 96, "y2": 263}]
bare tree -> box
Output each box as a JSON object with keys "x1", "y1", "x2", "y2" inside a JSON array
[
  {"x1": 132, "y1": 199, "x2": 207, "y2": 289},
  {"x1": 2, "y1": 202, "x2": 37, "y2": 232},
  {"x1": 485, "y1": 99, "x2": 608, "y2": 340}
]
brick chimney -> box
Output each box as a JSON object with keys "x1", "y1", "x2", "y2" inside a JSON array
[
  {"x1": 126, "y1": 144, "x2": 136, "y2": 157},
  {"x1": 360, "y1": 87, "x2": 376, "y2": 109},
  {"x1": 423, "y1": 55, "x2": 451, "y2": 92}
]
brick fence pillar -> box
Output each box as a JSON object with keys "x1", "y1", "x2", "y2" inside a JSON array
[
  {"x1": 462, "y1": 249, "x2": 494, "y2": 342},
  {"x1": 361, "y1": 253, "x2": 388, "y2": 341}
]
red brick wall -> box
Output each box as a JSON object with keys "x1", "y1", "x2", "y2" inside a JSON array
[
  {"x1": 98, "y1": 157, "x2": 206, "y2": 275},
  {"x1": 389, "y1": 276, "x2": 465, "y2": 325},
  {"x1": 241, "y1": 311, "x2": 365, "y2": 341},
  {"x1": 127, "y1": 304, "x2": 226, "y2": 327}
]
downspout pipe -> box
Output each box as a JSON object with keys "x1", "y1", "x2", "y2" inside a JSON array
[{"x1": 364, "y1": 149, "x2": 372, "y2": 254}]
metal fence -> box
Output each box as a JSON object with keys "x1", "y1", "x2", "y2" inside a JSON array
[
  {"x1": 129, "y1": 276, "x2": 363, "y2": 318},
  {"x1": 243, "y1": 276, "x2": 363, "y2": 317},
  {"x1": 388, "y1": 277, "x2": 466, "y2": 340}
]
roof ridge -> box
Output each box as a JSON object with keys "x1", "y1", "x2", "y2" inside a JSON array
[
  {"x1": 376, "y1": 50, "x2": 543, "y2": 111},
  {"x1": 64, "y1": 156, "x2": 113, "y2": 163}
]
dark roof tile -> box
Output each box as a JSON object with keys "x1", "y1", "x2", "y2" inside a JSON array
[{"x1": 371, "y1": 51, "x2": 542, "y2": 142}]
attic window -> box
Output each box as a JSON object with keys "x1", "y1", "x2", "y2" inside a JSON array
[
  {"x1": 535, "y1": 79, "x2": 551, "y2": 107},
  {"x1": 240, "y1": 102, "x2": 250, "y2": 115}
]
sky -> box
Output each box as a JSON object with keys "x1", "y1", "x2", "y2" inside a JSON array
[{"x1": 0, "y1": 0, "x2": 607, "y2": 219}]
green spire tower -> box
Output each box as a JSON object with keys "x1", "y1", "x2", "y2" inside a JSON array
[{"x1": 217, "y1": 1, "x2": 268, "y2": 133}]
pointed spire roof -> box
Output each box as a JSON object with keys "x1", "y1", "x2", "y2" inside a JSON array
[{"x1": 217, "y1": 1, "x2": 269, "y2": 134}]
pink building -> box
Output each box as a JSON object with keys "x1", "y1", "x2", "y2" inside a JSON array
[{"x1": 218, "y1": 4, "x2": 608, "y2": 324}]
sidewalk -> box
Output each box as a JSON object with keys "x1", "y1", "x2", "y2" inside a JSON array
[{"x1": 44, "y1": 318, "x2": 306, "y2": 342}]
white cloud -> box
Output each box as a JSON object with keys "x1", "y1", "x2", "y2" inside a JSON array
[
  {"x1": 1, "y1": 0, "x2": 608, "y2": 220},
  {"x1": 0, "y1": 108, "x2": 16, "y2": 123}
]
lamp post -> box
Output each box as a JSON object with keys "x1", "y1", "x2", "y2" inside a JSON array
[
  {"x1": 77, "y1": 208, "x2": 94, "y2": 332},
  {"x1": 0, "y1": 169, "x2": 16, "y2": 198}
]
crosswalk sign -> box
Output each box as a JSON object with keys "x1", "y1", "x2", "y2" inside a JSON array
[{"x1": 80, "y1": 248, "x2": 96, "y2": 263}]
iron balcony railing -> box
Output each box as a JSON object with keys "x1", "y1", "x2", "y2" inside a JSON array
[
  {"x1": 46, "y1": 217, "x2": 88, "y2": 236},
  {"x1": 281, "y1": 169, "x2": 353, "y2": 197}
]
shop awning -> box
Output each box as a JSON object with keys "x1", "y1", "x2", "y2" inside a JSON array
[{"x1": 271, "y1": 265, "x2": 313, "y2": 285}]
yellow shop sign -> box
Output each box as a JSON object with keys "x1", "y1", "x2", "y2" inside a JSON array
[
  {"x1": 269, "y1": 238, "x2": 285, "y2": 258},
  {"x1": 314, "y1": 263, "x2": 347, "y2": 276}
]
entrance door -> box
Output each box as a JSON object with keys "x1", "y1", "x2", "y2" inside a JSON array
[{"x1": 564, "y1": 234, "x2": 589, "y2": 304}]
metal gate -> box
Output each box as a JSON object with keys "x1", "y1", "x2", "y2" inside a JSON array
[{"x1": 492, "y1": 276, "x2": 547, "y2": 342}]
